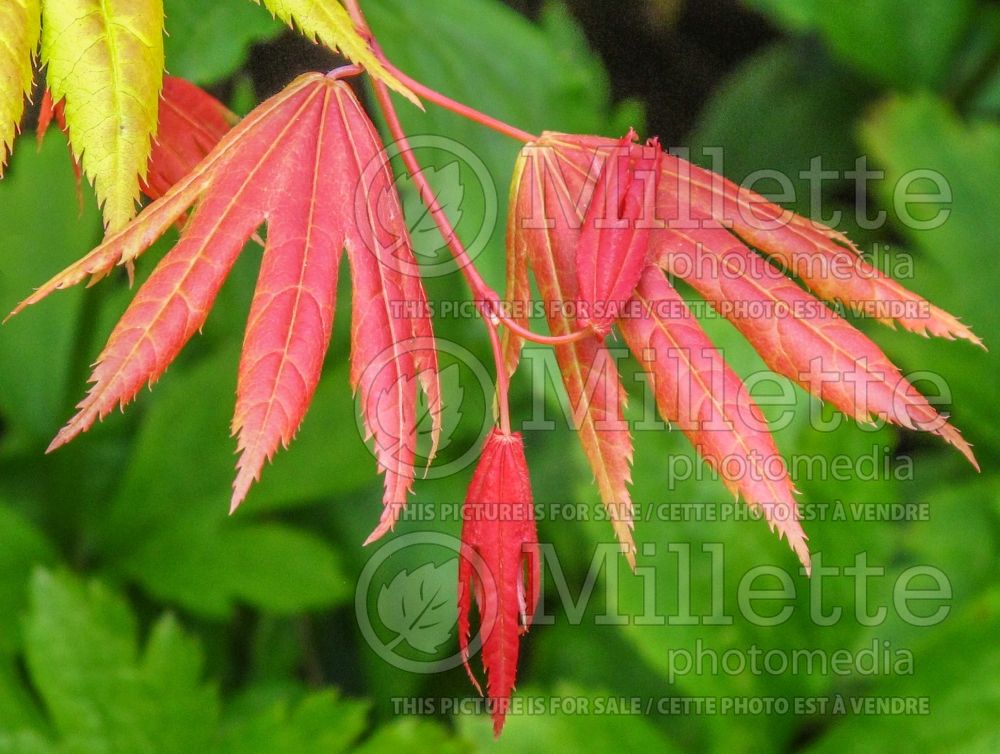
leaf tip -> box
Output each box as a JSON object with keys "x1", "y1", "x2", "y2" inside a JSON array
[
  {"x1": 229, "y1": 480, "x2": 250, "y2": 515},
  {"x1": 45, "y1": 428, "x2": 74, "y2": 454},
  {"x1": 364, "y1": 506, "x2": 403, "y2": 546}
]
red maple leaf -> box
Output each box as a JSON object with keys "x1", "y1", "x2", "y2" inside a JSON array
[{"x1": 12, "y1": 73, "x2": 441, "y2": 536}]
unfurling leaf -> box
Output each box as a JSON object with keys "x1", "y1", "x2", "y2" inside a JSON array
[
  {"x1": 254, "y1": 0, "x2": 418, "y2": 105},
  {"x1": 576, "y1": 131, "x2": 660, "y2": 335},
  {"x1": 506, "y1": 131, "x2": 979, "y2": 570},
  {"x1": 40, "y1": 0, "x2": 165, "y2": 231},
  {"x1": 0, "y1": 0, "x2": 40, "y2": 175},
  {"x1": 11, "y1": 73, "x2": 439, "y2": 529},
  {"x1": 508, "y1": 139, "x2": 636, "y2": 566},
  {"x1": 458, "y1": 429, "x2": 540, "y2": 737}
]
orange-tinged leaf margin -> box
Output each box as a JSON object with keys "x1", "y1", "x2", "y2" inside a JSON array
[
  {"x1": 339, "y1": 91, "x2": 440, "y2": 542},
  {"x1": 231, "y1": 83, "x2": 343, "y2": 510},
  {"x1": 538, "y1": 131, "x2": 977, "y2": 471},
  {"x1": 650, "y1": 215, "x2": 979, "y2": 471},
  {"x1": 47, "y1": 80, "x2": 327, "y2": 452},
  {"x1": 12, "y1": 74, "x2": 441, "y2": 522},
  {"x1": 620, "y1": 267, "x2": 811, "y2": 572},
  {"x1": 661, "y1": 154, "x2": 981, "y2": 346}
]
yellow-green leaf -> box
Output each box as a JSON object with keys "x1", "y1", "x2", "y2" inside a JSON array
[
  {"x1": 0, "y1": 0, "x2": 40, "y2": 174},
  {"x1": 41, "y1": 0, "x2": 164, "y2": 231},
  {"x1": 254, "y1": 0, "x2": 417, "y2": 104}
]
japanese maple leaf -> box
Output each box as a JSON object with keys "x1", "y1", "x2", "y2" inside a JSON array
[
  {"x1": 506, "y1": 131, "x2": 981, "y2": 573},
  {"x1": 37, "y1": 0, "x2": 165, "y2": 231},
  {"x1": 10, "y1": 73, "x2": 441, "y2": 537},
  {"x1": 394, "y1": 161, "x2": 466, "y2": 258},
  {"x1": 458, "y1": 428, "x2": 540, "y2": 737}
]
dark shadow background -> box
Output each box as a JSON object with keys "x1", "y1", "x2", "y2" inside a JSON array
[{"x1": 245, "y1": 0, "x2": 776, "y2": 143}]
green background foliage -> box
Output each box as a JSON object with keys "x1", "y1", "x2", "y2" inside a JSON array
[{"x1": 0, "y1": 0, "x2": 998, "y2": 751}]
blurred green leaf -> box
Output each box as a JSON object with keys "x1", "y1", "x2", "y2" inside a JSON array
[
  {"x1": 218, "y1": 689, "x2": 369, "y2": 754},
  {"x1": 609, "y1": 331, "x2": 917, "y2": 751},
  {"x1": 164, "y1": 0, "x2": 283, "y2": 84},
  {"x1": 0, "y1": 657, "x2": 46, "y2": 735},
  {"x1": 805, "y1": 588, "x2": 1000, "y2": 754},
  {"x1": 742, "y1": 0, "x2": 821, "y2": 31},
  {"x1": 690, "y1": 42, "x2": 870, "y2": 214},
  {"x1": 100, "y1": 339, "x2": 375, "y2": 522},
  {"x1": 12, "y1": 572, "x2": 433, "y2": 753},
  {"x1": 109, "y1": 502, "x2": 350, "y2": 619},
  {"x1": 744, "y1": 0, "x2": 976, "y2": 91},
  {"x1": 0, "y1": 136, "x2": 101, "y2": 450},
  {"x1": 355, "y1": 718, "x2": 471, "y2": 754},
  {"x1": 96, "y1": 351, "x2": 351, "y2": 618},
  {"x1": 23, "y1": 570, "x2": 218, "y2": 753},
  {"x1": 860, "y1": 94, "x2": 1000, "y2": 456},
  {"x1": 365, "y1": 0, "x2": 627, "y2": 289},
  {"x1": 377, "y1": 561, "x2": 459, "y2": 655},
  {"x1": 0, "y1": 505, "x2": 56, "y2": 655},
  {"x1": 0, "y1": 731, "x2": 54, "y2": 754},
  {"x1": 950, "y1": 4, "x2": 1000, "y2": 117},
  {"x1": 897, "y1": 476, "x2": 998, "y2": 621}
]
